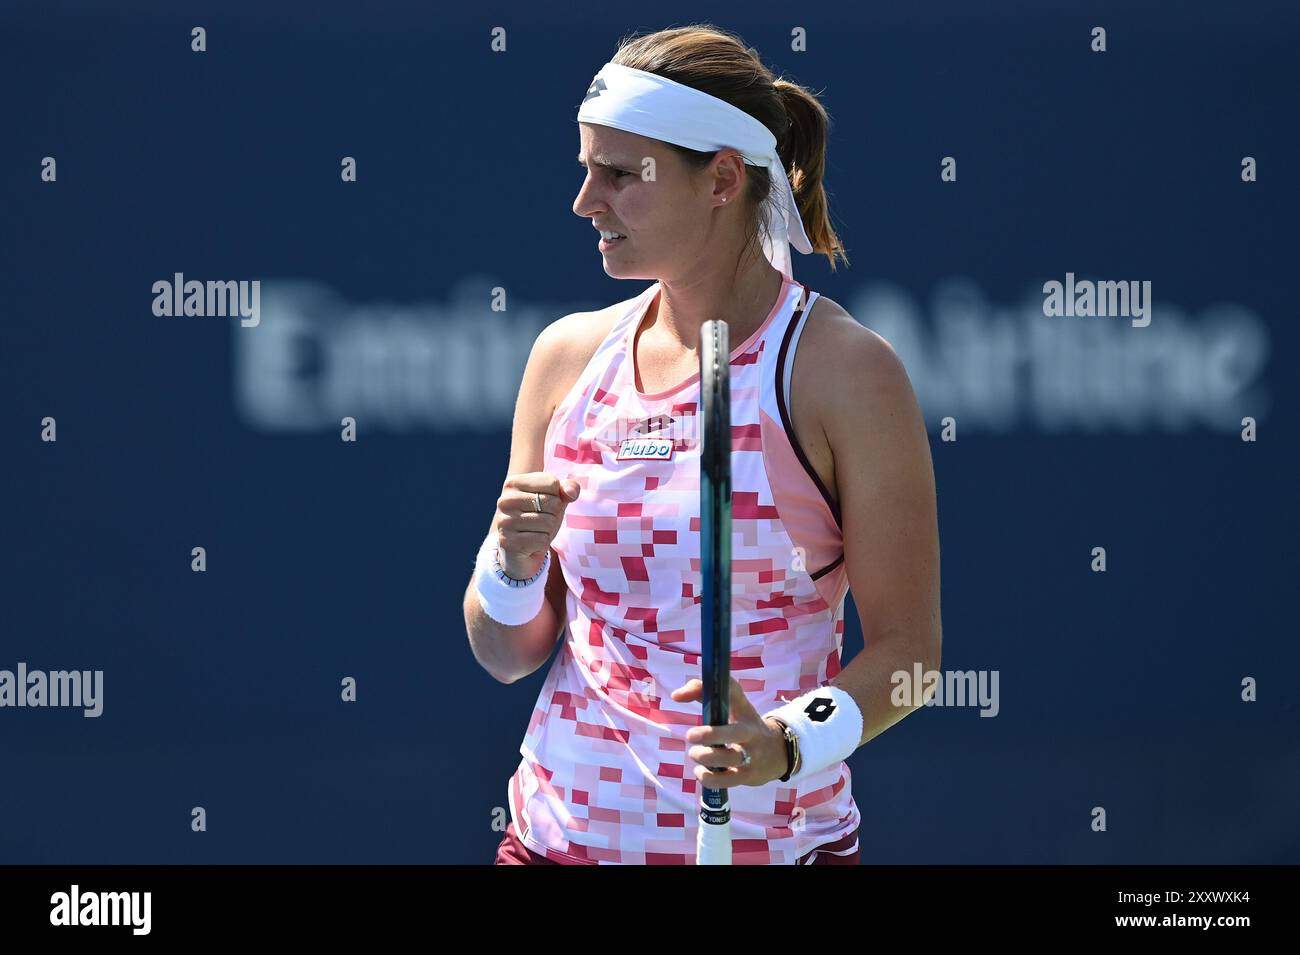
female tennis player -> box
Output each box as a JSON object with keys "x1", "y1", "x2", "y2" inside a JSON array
[{"x1": 465, "y1": 24, "x2": 941, "y2": 865}]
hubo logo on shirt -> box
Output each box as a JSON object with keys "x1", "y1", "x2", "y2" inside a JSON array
[
  {"x1": 49, "y1": 885, "x2": 151, "y2": 935},
  {"x1": 609, "y1": 412, "x2": 696, "y2": 461},
  {"x1": 617, "y1": 436, "x2": 676, "y2": 461}
]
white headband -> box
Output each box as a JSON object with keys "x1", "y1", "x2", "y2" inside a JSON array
[{"x1": 576, "y1": 61, "x2": 814, "y2": 280}]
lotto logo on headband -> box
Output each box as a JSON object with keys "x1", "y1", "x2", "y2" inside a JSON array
[
  {"x1": 617, "y1": 437, "x2": 675, "y2": 461},
  {"x1": 582, "y1": 77, "x2": 606, "y2": 104}
]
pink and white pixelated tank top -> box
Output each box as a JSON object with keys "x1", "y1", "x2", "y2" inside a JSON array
[{"x1": 507, "y1": 274, "x2": 858, "y2": 864}]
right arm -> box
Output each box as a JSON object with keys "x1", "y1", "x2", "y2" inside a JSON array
[{"x1": 462, "y1": 318, "x2": 586, "y2": 685}]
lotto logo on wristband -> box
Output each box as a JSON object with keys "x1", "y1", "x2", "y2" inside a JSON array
[
  {"x1": 767, "y1": 686, "x2": 863, "y2": 783},
  {"x1": 804, "y1": 697, "x2": 836, "y2": 722}
]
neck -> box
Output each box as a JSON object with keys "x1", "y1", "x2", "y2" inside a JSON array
[{"x1": 648, "y1": 252, "x2": 787, "y2": 352}]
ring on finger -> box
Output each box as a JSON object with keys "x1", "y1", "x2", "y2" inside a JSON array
[{"x1": 533, "y1": 492, "x2": 544, "y2": 512}]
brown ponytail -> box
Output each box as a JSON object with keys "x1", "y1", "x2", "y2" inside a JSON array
[
  {"x1": 773, "y1": 79, "x2": 848, "y2": 271},
  {"x1": 610, "y1": 24, "x2": 850, "y2": 271}
]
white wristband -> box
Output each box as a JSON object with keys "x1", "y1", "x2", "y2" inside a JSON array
[
  {"x1": 473, "y1": 531, "x2": 551, "y2": 626},
  {"x1": 764, "y1": 686, "x2": 863, "y2": 784}
]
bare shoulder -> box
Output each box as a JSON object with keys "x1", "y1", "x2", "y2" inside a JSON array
[
  {"x1": 509, "y1": 296, "x2": 635, "y2": 477},
  {"x1": 796, "y1": 294, "x2": 921, "y2": 431},
  {"x1": 529, "y1": 296, "x2": 629, "y2": 415},
  {"x1": 790, "y1": 294, "x2": 925, "y2": 446}
]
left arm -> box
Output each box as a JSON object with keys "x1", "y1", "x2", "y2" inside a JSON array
[{"x1": 818, "y1": 320, "x2": 943, "y2": 746}]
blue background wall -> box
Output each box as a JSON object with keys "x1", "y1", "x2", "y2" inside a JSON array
[{"x1": 2, "y1": 0, "x2": 1297, "y2": 863}]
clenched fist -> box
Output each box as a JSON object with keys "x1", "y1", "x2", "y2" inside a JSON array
[{"x1": 493, "y1": 473, "x2": 581, "y2": 580}]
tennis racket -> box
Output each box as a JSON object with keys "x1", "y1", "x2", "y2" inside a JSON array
[{"x1": 696, "y1": 318, "x2": 733, "y2": 865}]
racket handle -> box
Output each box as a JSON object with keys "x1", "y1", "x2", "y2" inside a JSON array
[{"x1": 696, "y1": 814, "x2": 733, "y2": 865}]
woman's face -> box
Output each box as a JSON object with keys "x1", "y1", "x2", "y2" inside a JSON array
[{"x1": 573, "y1": 123, "x2": 714, "y2": 280}]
